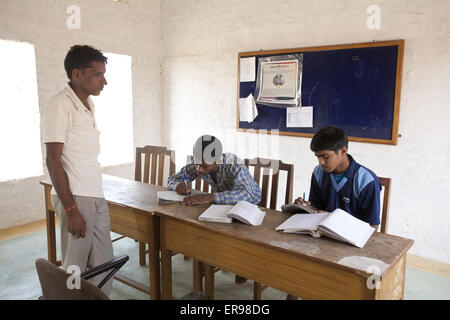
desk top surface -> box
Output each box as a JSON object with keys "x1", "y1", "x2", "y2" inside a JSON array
[
  {"x1": 41, "y1": 174, "x2": 166, "y2": 214},
  {"x1": 155, "y1": 203, "x2": 414, "y2": 278}
]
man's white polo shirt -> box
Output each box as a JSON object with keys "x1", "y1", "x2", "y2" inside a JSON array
[{"x1": 41, "y1": 84, "x2": 103, "y2": 198}]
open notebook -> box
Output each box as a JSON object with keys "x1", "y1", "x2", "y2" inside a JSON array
[
  {"x1": 275, "y1": 208, "x2": 375, "y2": 248},
  {"x1": 198, "y1": 201, "x2": 266, "y2": 226},
  {"x1": 157, "y1": 190, "x2": 204, "y2": 204}
]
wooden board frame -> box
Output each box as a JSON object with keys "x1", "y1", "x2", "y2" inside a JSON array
[{"x1": 236, "y1": 40, "x2": 404, "y2": 145}]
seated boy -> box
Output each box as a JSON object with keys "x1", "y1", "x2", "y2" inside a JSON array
[
  {"x1": 295, "y1": 126, "x2": 381, "y2": 229},
  {"x1": 168, "y1": 135, "x2": 261, "y2": 206}
]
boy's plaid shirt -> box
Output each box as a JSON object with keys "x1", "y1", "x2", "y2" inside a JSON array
[{"x1": 167, "y1": 153, "x2": 261, "y2": 205}]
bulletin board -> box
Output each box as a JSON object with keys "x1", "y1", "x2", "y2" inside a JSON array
[{"x1": 237, "y1": 40, "x2": 404, "y2": 145}]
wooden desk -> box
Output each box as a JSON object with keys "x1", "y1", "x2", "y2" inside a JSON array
[
  {"x1": 156, "y1": 204, "x2": 414, "y2": 300},
  {"x1": 40, "y1": 174, "x2": 165, "y2": 300}
]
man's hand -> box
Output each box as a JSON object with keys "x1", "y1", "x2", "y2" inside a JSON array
[
  {"x1": 46, "y1": 142, "x2": 86, "y2": 236},
  {"x1": 66, "y1": 208, "x2": 86, "y2": 238},
  {"x1": 175, "y1": 182, "x2": 191, "y2": 195},
  {"x1": 181, "y1": 193, "x2": 214, "y2": 206}
]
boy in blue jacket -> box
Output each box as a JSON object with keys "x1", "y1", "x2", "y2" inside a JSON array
[{"x1": 295, "y1": 126, "x2": 381, "y2": 229}]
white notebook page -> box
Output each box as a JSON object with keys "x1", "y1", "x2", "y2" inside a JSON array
[
  {"x1": 275, "y1": 212, "x2": 330, "y2": 231},
  {"x1": 319, "y1": 208, "x2": 374, "y2": 248},
  {"x1": 198, "y1": 204, "x2": 233, "y2": 223}
]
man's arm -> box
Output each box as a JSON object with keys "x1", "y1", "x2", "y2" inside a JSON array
[
  {"x1": 181, "y1": 164, "x2": 261, "y2": 206},
  {"x1": 46, "y1": 143, "x2": 86, "y2": 238},
  {"x1": 167, "y1": 163, "x2": 198, "y2": 195}
]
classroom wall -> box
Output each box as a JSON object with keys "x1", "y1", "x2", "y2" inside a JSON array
[
  {"x1": 161, "y1": 0, "x2": 450, "y2": 264},
  {"x1": 0, "y1": 0, "x2": 163, "y2": 229}
]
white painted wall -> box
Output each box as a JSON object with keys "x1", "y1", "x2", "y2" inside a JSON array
[
  {"x1": 161, "y1": 0, "x2": 450, "y2": 264},
  {"x1": 0, "y1": 0, "x2": 448, "y2": 265},
  {"x1": 0, "y1": 0, "x2": 163, "y2": 228}
]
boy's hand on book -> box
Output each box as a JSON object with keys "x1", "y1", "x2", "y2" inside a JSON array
[
  {"x1": 175, "y1": 182, "x2": 191, "y2": 195},
  {"x1": 294, "y1": 197, "x2": 311, "y2": 207},
  {"x1": 182, "y1": 193, "x2": 214, "y2": 206}
]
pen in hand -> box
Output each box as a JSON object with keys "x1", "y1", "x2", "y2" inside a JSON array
[{"x1": 183, "y1": 172, "x2": 191, "y2": 195}]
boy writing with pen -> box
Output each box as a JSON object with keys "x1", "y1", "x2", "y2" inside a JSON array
[
  {"x1": 295, "y1": 126, "x2": 382, "y2": 230},
  {"x1": 168, "y1": 135, "x2": 261, "y2": 206}
]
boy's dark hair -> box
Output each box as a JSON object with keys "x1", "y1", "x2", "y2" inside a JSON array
[
  {"x1": 64, "y1": 45, "x2": 107, "y2": 80},
  {"x1": 193, "y1": 135, "x2": 223, "y2": 165},
  {"x1": 310, "y1": 126, "x2": 348, "y2": 154}
]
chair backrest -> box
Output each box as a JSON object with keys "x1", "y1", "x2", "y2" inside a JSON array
[
  {"x1": 35, "y1": 258, "x2": 109, "y2": 300},
  {"x1": 135, "y1": 145, "x2": 176, "y2": 187},
  {"x1": 245, "y1": 157, "x2": 294, "y2": 210},
  {"x1": 378, "y1": 177, "x2": 391, "y2": 234},
  {"x1": 186, "y1": 155, "x2": 211, "y2": 193}
]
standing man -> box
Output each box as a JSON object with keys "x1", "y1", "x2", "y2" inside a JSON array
[{"x1": 41, "y1": 45, "x2": 114, "y2": 295}]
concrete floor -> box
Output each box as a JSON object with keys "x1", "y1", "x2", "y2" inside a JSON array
[{"x1": 1, "y1": 229, "x2": 449, "y2": 300}]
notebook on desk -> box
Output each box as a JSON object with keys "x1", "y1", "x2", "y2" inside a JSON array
[
  {"x1": 157, "y1": 190, "x2": 204, "y2": 204},
  {"x1": 275, "y1": 208, "x2": 375, "y2": 248},
  {"x1": 199, "y1": 201, "x2": 266, "y2": 226}
]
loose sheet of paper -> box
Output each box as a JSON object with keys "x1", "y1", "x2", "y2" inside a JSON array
[
  {"x1": 286, "y1": 106, "x2": 313, "y2": 127},
  {"x1": 239, "y1": 93, "x2": 258, "y2": 122},
  {"x1": 157, "y1": 189, "x2": 203, "y2": 202},
  {"x1": 240, "y1": 57, "x2": 256, "y2": 82}
]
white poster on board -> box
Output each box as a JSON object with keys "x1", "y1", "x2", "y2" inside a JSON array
[
  {"x1": 239, "y1": 57, "x2": 256, "y2": 82},
  {"x1": 286, "y1": 106, "x2": 313, "y2": 127}
]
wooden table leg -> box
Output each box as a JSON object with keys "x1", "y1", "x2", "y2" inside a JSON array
[
  {"x1": 148, "y1": 215, "x2": 161, "y2": 300},
  {"x1": 193, "y1": 259, "x2": 204, "y2": 292},
  {"x1": 160, "y1": 218, "x2": 172, "y2": 299},
  {"x1": 44, "y1": 185, "x2": 57, "y2": 265}
]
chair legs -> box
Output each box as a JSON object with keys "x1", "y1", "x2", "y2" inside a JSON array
[
  {"x1": 204, "y1": 264, "x2": 215, "y2": 300},
  {"x1": 253, "y1": 282, "x2": 262, "y2": 300},
  {"x1": 192, "y1": 260, "x2": 220, "y2": 299},
  {"x1": 193, "y1": 259, "x2": 204, "y2": 292},
  {"x1": 253, "y1": 282, "x2": 267, "y2": 300},
  {"x1": 235, "y1": 275, "x2": 247, "y2": 284},
  {"x1": 194, "y1": 260, "x2": 262, "y2": 300}
]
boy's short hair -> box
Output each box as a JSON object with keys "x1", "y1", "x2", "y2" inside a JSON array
[
  {"x1": 64, "y1": 45, "x2": 107, "y2": 80},
  {"x1": 310, "y1": 126, "x2": 348, "y2": 154},
  {"x1": 193, "y1": 135, "x2": 223, "y2": 165}
]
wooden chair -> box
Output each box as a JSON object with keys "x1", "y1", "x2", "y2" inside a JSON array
[
  {"x1": 244, "y1": 157, "x2": 294, "y2": 299},
  {"x1": 134, "y1": 146, "x2": 176, "y2": 266},
  {"x1": 191, "y1": 156, "x2": 294, "y2": 299},
  {"x1": 245, "y1": 157, "x2": 294, "y2": 210},
  {"x1": 378, "y1": 177, "x2": 391, "y2": 234}
]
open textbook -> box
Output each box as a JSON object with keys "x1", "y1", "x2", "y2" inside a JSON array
[
  {"x1": 281, "y1": 203, "x2": 316, "y2": 214},
  {"x1": 199, "y1": 201, "x2": 266, "y2": 226},
  {"x1": 157, "y1": 190, "x2": 204, "y2": 204},
  {"x1": 275, "y1": 208, "x2": 375, "y2": 248}
]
